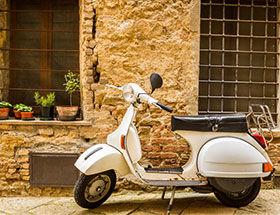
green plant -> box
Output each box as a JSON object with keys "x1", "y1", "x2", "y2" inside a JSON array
[
  {"x1": 0, "y1": 101, "x2": 12, "y2": 108},
  {"x1": 34, "y1": 92, "x2": 55, "y2": 106},
  {"x1": 18, "y1": 105, "x2": 32, "y2": 112},
  {"x1": 63, "y1": 71, "x2": 80, "y2": 106},
  {"x1": 13, "y1": 103, "x2": 26, "y2": 111}
]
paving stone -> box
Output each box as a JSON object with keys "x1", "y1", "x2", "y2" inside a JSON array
[
  {"x1": 28, "y1": 198, "x2": 80, "y2": 215},
  {"x1": 0, "y1": 190, "x2": 279, "y2": 215},
  {"x1": 181, "y1": 194, "x2": 237, "y2": 215},
  {"x1": 0, "y1": 197, "x2": 54, "y2": 214}
]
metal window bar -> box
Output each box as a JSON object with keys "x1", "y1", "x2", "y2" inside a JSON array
[{"x1": 199, "y1": 0, "x2": 279, "y2": 119}]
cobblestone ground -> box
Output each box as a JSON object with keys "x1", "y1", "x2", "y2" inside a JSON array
[{"x1": 0, "y1": 189, "x2": 279, "y2": 215}]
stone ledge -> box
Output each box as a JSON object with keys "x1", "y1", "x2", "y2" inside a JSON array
[{"x1": 0, "y1": 119, "x2": 92, "y2": 126}]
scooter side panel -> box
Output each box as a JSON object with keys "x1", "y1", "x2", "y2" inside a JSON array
[
  {"x1": 74, "y1": 144, "x2": 130, "y2": 176},
  {"x1": 197, "y1": 137, "x2": 270, "y2": 178}
]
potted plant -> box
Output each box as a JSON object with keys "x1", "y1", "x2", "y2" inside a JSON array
[
  {"x1": 13, "y1": 103, "x2": 26, "y2": 119},
  {"x1": 19, "y1": 105, "x2": 34, "y2": 120},
  {"x1": 0, "y1": 101, "x2": 12, "y2": 119},
  {"x1": 56, "y1": 71, "x2": 80, "y2": 121},
  {"x1": 34, "y1": 91, "x2": 55, "y2": 120}
]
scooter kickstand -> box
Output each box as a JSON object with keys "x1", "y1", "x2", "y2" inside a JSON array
[
  {"x1": 166, "y1": 186, "x2": 176, "y2": 215},
  {"x1": 162, "y1": 186, "x2": 167, "y2": 200}
]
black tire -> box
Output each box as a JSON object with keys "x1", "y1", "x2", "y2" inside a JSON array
[
  {"x1": 74, "y1": 170, "x2": 116, "y2": 209},
  {"x1": 214, "y1": 178, "x2": 261, "y2": 208}
]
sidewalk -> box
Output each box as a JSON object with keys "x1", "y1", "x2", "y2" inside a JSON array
[{"x1": 0, "y1": 189, "x2": 279, "y2": 215}]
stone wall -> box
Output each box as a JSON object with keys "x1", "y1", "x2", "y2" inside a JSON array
[
  {"x1": 0, "y1": 122, "x2": 94, "y2": 196},
  {"x1": 90, "y1": 0, "x2": 200, "y2": 167}
]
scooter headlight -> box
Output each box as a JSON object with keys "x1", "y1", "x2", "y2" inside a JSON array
[{"x1": 122, "y1": 84, "x2": 136, "y2": 103}]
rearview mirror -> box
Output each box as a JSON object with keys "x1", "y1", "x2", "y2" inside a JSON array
[{"x1": 150, "y1": 73, "x2": 163, "y2": 93}]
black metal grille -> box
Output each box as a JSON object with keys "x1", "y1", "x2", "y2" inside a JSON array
[
  {"x1": 199, "y1": 0, "x2": 279, "y2": 117},
  {"x1": 30, "y1": 152, "x2": 79, "y2": 187}
]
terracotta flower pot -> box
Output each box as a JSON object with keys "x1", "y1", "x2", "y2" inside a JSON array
[
  {"x1": 14, "y1": 110, "x2": 21, "y2": 119},
  {"x1": 56, "y1": 106, "x2": 79, "y2": 121},
  {"x1": 0, "y1": 108, "x2": 10, "y2": 119},
  {"x1": 21, "y1": 111, "x2": 34, "y2": 119}
]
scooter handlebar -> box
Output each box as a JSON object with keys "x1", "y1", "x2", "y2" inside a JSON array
[{"x1": 155, "y1": 102, "x2": 173, "y2": 113}]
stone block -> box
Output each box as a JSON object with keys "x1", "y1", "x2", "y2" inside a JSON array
[
  {"x1": 22, "y1": 163, "x2": 29, "y2": 169},
  {"x1": 80, "y1": 126, "x2": 95, "y2": 139},
  {"x1": 17, "y1": 156, "x2": 29, "y2": 163},
  {"x1": 8, "y1": 168, "x2": 16, "y2": 174},
  {"x1": 99, "y1": 77, "x2": 108, "y2": 85},
  {"x1": 20, "y1": 169, "x2": 29, "y2": 176},
  {"x1": 85, "y1": 48, "x2": 93, "y2": 56},
  {"x1": 38, "y1": 128, "x2": 54, "y2": 136},
  {"x1": 6, "y1": 173, "x2": 20, "y2": 180},
  {"x1": 0, "y1": 125, "x2": 12, "y2": 130},
  {"x1": 103, "y1": 95, "x2": 123, "y2": 105},
  {"x1": 54, "y1": 129, "x2": 69, "y2": 137},
  {"x1": 18, "y1": 149, "x2": 29, "y2": 156},
  {"x1": 84, "y1": 11, "x2": 94, "y2": 19},
  {"x1": 139, "y1": 119, "x2": 162, "y2": 126},
  {"x1": 88, "y1": 40, "x2": 96, "y2": 48}
]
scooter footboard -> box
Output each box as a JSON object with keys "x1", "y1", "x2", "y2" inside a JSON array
[
  {"x1": 198, "y1": 137, "x2": 271, "y2": 178},
  {"x1": 75, "y1": 144, "x2": 130, "y2": 176}
]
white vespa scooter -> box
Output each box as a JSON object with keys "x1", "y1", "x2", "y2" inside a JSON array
[{"x1": 74, "y1": 73, "x2": 274, "y2": 214}]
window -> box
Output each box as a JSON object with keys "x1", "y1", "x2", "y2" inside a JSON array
[
  {"x1": 0, "y1": 0, "x2": 79, "y2": 114},
  {"x1": 199, "y1": 0, "x2": 279, "y2": 119}
]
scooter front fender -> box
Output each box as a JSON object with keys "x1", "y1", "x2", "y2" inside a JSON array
[{"x1": 74, "y1": 144, "x2": 130, "y2": 176}]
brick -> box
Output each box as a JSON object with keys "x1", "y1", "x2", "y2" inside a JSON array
[
  {"x1": 159, "y1": 152, "x2": 178, "y2": 159},
  {"x1": 151, "y1": 138, "x2": 177, "y2": 145},
  {"x1": 142, "y1": 145, "x2": 161, "y2": 152},
  {"x1": 139, "y1": 119, "x2": 162, "y2": 126},
  {"x1": 147, "y1": 152, "x2": 161, "y2": 159},
  {"x1": 20, "y1": 169, "x2": 29, "y2": 176},
  {"x1": 163, "y1": 145, "x2": 188, "y2": 153}
]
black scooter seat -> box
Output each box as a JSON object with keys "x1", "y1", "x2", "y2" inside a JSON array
[{"x1": 171, "y1": 114, "x2": 248, "y2": 133}]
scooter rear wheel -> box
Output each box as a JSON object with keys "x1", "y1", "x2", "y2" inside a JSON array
[
  {"x1": 214, "y1": 178, "x2": 261, "y2": 208},
  {"x1": 74, "y1": 170, "x2": 116, "y2": 209}
]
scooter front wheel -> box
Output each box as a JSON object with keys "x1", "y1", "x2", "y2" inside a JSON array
[
  {"x1": 214, "y1": 178, "x2": 261, "y2": 208},
  {"x1": 74, "y1": 170, "x2": 116, "y2": 209}
]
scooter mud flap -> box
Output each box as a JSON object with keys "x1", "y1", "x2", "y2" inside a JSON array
[
  {"x1": 74, "y1": 144, "x2": 130, "y2": 176},
  {"x1": 198, "y1": 137, "x2": 270, "y2": 178}
]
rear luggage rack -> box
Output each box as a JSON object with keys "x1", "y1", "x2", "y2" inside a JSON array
[{"x1": 247, "y1": 104, "x2": 277, "y2": 149}]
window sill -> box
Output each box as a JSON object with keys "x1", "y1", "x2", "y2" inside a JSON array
[{"x1": 0, "y1": 118, "x2": 92, "y2": 126}]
